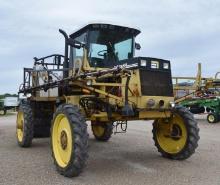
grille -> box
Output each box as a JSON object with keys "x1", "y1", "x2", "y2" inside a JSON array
[{"x1": 139, "y1": 69, "x2": 173, "y2": 96}]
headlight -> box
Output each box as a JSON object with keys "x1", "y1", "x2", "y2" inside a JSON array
[
  {"x1": 86, "y1": 79, "x2": 92, "y2": 86},
  {"x1": 170, "y1": 101, "x2": 175, "y2": 108},
  {"x1": 163, "y1": 63, "x2": 169, "y2": 69},
  {"x1": 140, "y1": 60, "x2": 147, "y2": 67},
  {"x1": 147, "y1": 99, "x2": 155, "y2": 107}
]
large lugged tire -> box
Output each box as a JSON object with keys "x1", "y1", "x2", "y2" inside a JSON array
[
  {"x1": 152, "y1": 106, "x2": 199, "y2": 160},
  {"x1": 32, "y1": 102, "x2": 54, "y2": 138},
  {"x1": 91, "y1": 121, "x2": 113, "y2": 141},
  {"x1": 34, "y1": 124, "x2": 51, "y2": 138},
  {"x1": 16, "y1": 101, "x2": 34, "y2": 147},
  {"x1": 34, "y1": 117, "x2": 52, "y2": 138},
  {"x1": 189, "y1": 106, "x2": 205, "y2": 114},
  {"x1": 51, "y1": 104, "x2": 89, "y2": 177}
]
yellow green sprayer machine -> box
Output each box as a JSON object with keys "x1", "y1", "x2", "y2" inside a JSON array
[{"x1": 16, "y1": 23, "x2": 199, "y2": 177}]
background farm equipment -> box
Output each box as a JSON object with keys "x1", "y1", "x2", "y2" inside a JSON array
[
  {"x1": 0, "y1": 97, "x2": 18, "y2": 115},
  {"x1": 173, "y1": 63, "x2": 220, "y2": 123},
  {"x1": 0, "y1": 99, "x2": 6, "y2": 115}
]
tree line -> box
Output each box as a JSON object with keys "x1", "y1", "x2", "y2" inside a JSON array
[{"x1": 0, "y1": 93, "x2": 18, "y2": 99}]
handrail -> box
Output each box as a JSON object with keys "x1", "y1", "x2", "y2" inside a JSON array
[{"x1": 34, "y1": 54, "x2": 65, "y2": 62}]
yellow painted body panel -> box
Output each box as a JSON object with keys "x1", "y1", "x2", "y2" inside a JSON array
[
  {"x1": 31, "y1": 48, "x2": 174, "y2": 122},
  {"x1": 139, "y1": 111, "x2": 171, "y2": 119},
  {"x1": 129, "y1": 96, "x2": 174, "y2": 109}
]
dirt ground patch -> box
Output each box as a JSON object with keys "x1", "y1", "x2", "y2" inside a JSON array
[{"x1": 0, "y1": 114, "x2": 220, "y2": 185}]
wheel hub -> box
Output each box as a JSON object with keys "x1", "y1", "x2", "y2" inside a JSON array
[
  {"x1": 155, "y1": 113, "x2": 188, "y2": 154},
  {"x1": 209, "y1": 115, "x2": 215, "y2": 122},
  {"x1": 60, "y1": 130, "x2": 68, "y2": 150},
  {"x1": 170, "y1": 124, "x2": 182, "y2": 140}
]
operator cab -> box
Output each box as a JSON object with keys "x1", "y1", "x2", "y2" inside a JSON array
[{"x1": 69, "y1": 23, "x2": 140, "y2": 68}]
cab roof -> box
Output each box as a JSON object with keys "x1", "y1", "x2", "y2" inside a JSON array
[{"x1": 69, "y1": 23, "x2": 141, "y2": 39}]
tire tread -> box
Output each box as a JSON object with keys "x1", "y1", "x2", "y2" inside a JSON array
[{"x1": 152, "y1": 106, "x2": 200, "y2": 160}]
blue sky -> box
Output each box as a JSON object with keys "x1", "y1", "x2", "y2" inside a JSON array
[{"x1": 0, "y1": 0, "x2": 220, "y2": 94}]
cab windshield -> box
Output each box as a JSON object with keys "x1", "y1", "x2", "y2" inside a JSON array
[{"x1": 88, "y1": 30, "x2": 133, "y2": 68}]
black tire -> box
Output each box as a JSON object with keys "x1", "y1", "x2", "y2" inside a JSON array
[
  {"x1": 51, "y1": 104, "x2": 89, "y2": 177},
  {"x1": 34, "y1": 125, "x2": 51, "y2": 138},
  {"x1": 206, "y1": 107, "x2": 212, "y2": 113},
  {"x1": 152, "y1": 106, "x2": 199, "y2": 160},
  {"x1": 16, "y1": 101, "x2": 34, "y2": 147},
  {"x1": 91, "y1": 121, "x2": 113, "y2": 141},
  {"x1": 189, "y1": 106, "x2": 205, "y2": 114},
  {"x1": 32, "y1": 104, "x2": 53, "y2": 138},
  {"x1": 33, "y1": 117, "x2": 52, "y2": 138},
  {"x1": 207, "y1": 113, "x2": 219, "y2": 124}
]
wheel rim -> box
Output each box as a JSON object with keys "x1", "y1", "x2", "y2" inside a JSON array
[
  {"x1": 156, "y1": 114, "x2": 187, "y2": 154},
  {"x1": 208, "y1": 114, "x2": 215, "y2": 122},
  {"x1": 16, "y1": 111, "x2": 24, "y2": 142},
  {"x1": 52, "y1": 114, "x2": 73, "y2": 168},
  {"x1": 92, "y1": 125, "x2": 105, "y2": 137}
]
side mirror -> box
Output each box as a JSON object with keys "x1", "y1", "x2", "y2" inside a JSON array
[
  {"x1": 135, "y1": 43, "x2": 141, "y2": 50},
  {"x1": 68, "y1": 38, "x2": 85, "y2": 49}
]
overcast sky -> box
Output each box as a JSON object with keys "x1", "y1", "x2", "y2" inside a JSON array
[{"x1": 0, "y1": 0, "x2": 220, "y2": 94}]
